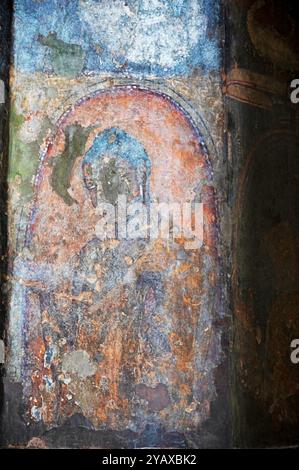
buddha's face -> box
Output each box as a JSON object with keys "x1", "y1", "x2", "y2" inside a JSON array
[{"x1": 83, "y1": 154, "x2": 146, "y2": 207}]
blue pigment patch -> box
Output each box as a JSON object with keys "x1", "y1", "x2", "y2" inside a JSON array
[
  {"x1": 14, "y1": 0, "x2": 220, "y2": 76},
  {"x1": 83, "y1": 128, "x2": 151, "y2": 170}
]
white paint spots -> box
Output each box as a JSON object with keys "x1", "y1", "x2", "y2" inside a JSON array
[
  {"x1": 14, "y1": 86, "x2": 47, "y2": 115},
  {"x1": 31, "y1": 405, "x2": 42, "y2": 421},
  {"x1": 78, "y1": 0, "x2": 205, "y2": 68},
  {"x1": 123, "y1": 267, "x2": 137, "y2": 284},
  {"x1": 0, "y1": 80, "x2": 5, "y2": 104},
  {"x1": 19, "y1": 116, "x2": 42, "y2": 143},
  {"x1": 58, "y1": 373, "x2": 72, "y2": 385},
  {"x1": 44, "y1": 344, "x2": 57, "y2": 369},
  {"x1": 43, "y1": 375, "x2": 54, "y2": 391},
  {"x1": 6, "y1": 282, "x2": 26, "y2": 381},
  {"x1": 62, "y1": 350, "x2": 97, "y2": 379},
  {"x1": 0, "y1": 340, "x2": 5, "y2": 363}
]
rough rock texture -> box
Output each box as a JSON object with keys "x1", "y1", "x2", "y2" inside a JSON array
[
  {"x1": 2, "y1": 0, "x2": 298, "y2": 450},
  {"x1": 225, "y1": 0, "x2": 299, "y2": 448}
]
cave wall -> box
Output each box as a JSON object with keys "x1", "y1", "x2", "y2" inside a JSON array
[
  {"x1": 1, "y1": 0, "x2": 299, "y2": 449},
  {"x1": 224, "y1": 0, "x2": 299, "y2": 447}
]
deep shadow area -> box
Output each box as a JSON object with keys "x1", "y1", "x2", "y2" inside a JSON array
[
  {"x1": 0, "y1": 0, "x2": 13, "y2": 447},
  {"x1": 226, "y1": 0, "x2": 299, "y2": 448}
]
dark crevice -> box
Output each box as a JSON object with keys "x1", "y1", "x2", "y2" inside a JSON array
[{"x1": 0, "y1": 0, "x2": 13, "y2": 447}]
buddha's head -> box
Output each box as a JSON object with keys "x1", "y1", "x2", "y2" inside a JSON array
[{"x1": 82, "y1": 127, "x2": 151, "y2": 208}]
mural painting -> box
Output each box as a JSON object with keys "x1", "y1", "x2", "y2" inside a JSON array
[{"x1": 3, "y1": 1, "x2": 229, "y2": 448}]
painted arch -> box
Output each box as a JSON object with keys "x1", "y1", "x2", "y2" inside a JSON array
[{"x1": 10, "y1": 86, "x2": 224, "y2": 436}]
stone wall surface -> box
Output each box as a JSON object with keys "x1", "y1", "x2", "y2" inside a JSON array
[
  {"x1": 1, "y1": 0, "x2": 299, "y2": 449},
  {"x1": 225, "y1": 0, "x2": 299, "y2": 448}
]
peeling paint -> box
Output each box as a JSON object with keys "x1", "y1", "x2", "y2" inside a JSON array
[
  {"x1": 4, "y1": 0, "x2": 229, "y2": 449},
  {"x1": 62, "y1": 350, "x2": 97, "y2": 379}
]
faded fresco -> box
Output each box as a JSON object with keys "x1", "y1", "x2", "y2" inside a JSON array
[{"x1": 3, "y1": 0, "x2": 229, "y2": 448}]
